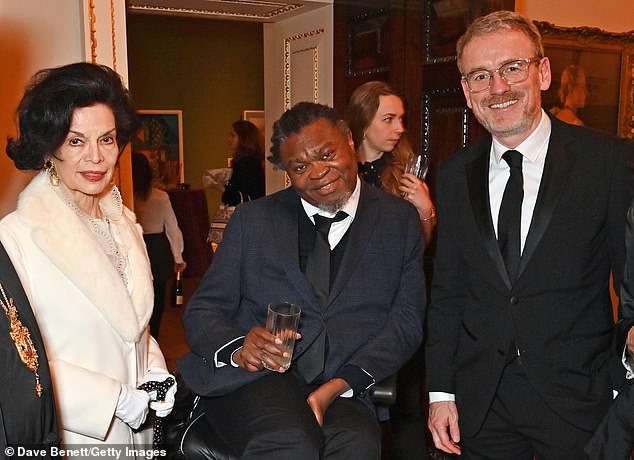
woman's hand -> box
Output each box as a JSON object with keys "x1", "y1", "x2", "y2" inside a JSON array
[
  {"x1": 398, "y1": 173, "x2": 434, "y2": 221},
  {"x1": 399, "y1": 172, "x2": 436, "y2": 243},
  {"x1": 175, "y1": 261, "x2": 187, "y2": 273}
]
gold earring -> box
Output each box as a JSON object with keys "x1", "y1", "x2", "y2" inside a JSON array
[{"x1": 45, "y1": 160, "x2": 59, "y2": 187}]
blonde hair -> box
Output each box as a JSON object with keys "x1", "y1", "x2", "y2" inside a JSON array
[{"x1": 456, "y1": 10, "x2": 544, "y2": 74}]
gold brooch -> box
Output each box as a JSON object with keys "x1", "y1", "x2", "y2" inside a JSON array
[{"x1": 0, "y1": 282, "x2": 42, "y2": 398}]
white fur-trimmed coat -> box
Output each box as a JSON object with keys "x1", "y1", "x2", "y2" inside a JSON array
[{"x1": 0, "y1": 172, "x2": 167, "y2": 449}]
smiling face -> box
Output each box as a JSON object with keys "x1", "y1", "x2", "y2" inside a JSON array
[
  {"x1": 361, "y1": 94, "x2": 405, "y2": 160},
  {"x1": 51, "y1": 103, "x2": 119, "y2": 217},
  {"x1": 280, "y1": 118, "x2": 358, "y2": 213},
  {"x1": 460, "y1": 29, "x2": 551, "y2": 148}
]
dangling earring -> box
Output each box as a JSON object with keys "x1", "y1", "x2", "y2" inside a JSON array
[
  {"x1": 362, "y1": 132, "x2": 367, "y2": 140},
  {"x1": 45, "y1": 160, "x2": 59, "y2": 187}
]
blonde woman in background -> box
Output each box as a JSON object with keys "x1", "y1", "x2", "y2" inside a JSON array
[{"x1": 346, "y1": 81, "x2": 435, "y2": 243}]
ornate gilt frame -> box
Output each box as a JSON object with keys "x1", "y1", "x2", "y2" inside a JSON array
[{"x1": 535, "y1": 21, "x2": 634, "y2": 139}]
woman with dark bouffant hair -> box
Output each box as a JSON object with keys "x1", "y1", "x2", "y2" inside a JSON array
[
  {"x1": 345, "y1": 81, "x2": 435, "y2": 243},
  {"x1": 221, "y1": 119, "x2": 265, "y2": 205},
  {"x1": 0, "y1": 62, "x2": 176, "y2": 450}
]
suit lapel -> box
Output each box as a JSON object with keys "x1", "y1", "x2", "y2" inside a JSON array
[
  {"x1": 270, "y1": 188, "x2": 321, "y2": 309},
  {"x1": 327, "y1": 182, "x2": 377, "y2": 308},
  {"x1": 517, "y1": 120, "x2": 576, "y2": 279},
  {"x1": 466, "y1": 143, "x2": 513, "y2": 289}
]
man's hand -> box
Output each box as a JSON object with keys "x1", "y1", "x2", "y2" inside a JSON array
[
  {"x1": 234, "y1": 326, "x2": 300, "y2": 372},
  {"x1": 428, "y1": 401, "x2": 461, "y2": 455},
  {"x1": 306, "y1": 378, "x2": 350, "y2": 427}
]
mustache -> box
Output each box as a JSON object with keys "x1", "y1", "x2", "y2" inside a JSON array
[{"x1": 482, "y1": 91, "x2": 524, "y2": 106}]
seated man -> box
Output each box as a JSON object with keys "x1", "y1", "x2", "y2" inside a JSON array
[{"x1": 178, "y1": 102, "x2": 425, "y2": 459}]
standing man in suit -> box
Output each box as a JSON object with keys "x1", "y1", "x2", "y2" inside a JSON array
[
  {"x1": 426, "y1": 10, "x2": 632, "y2": 459},
  {"x1": 178, "y1": 102, "x2": 425, "y2": 459},
  {"x1": 0, "y1": 242, "x2": 59, "y2": 458}
]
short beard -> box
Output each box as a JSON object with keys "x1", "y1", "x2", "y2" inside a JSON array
[{"x1": 317, "y1": 191, "x2": 352, "y2": 214}]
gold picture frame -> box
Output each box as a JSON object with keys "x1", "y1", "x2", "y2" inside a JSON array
[{"x1": 535, "y1": 21, "x2": 634, "y2": 139}]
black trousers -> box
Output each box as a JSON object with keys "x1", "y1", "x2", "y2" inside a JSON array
[
  {"x1": 143, "y1": 233, "x2": 172, "y2": 338},
  {"x1": 200, "y1": 372, "x2": 381, "y2": 459},
  {"x1": 462, "y1": 359, "x2": 593, "y2": 460},
  {"x1": 585, "y1": 381, "x2": 634, "y2": 459}
]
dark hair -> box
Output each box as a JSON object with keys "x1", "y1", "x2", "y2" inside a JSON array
[
  {"x1": 131, "y1": 152, "x2": 152, "y2": 201},
  {"x1": 232, "y1": 120, "x2": 264, "y2": 162},
  {"x1": 268, "y1": 102, "x2": 346, "y2": 169},
  {"x1": 456, "y1": 10, "x2": 544, "y2": 74},
  {"x1": 345, "y1": 81, "x2": 413, "y2": 196},
  {"x1": 6, "y1": 62, "x2": 139, "y2": 171}
]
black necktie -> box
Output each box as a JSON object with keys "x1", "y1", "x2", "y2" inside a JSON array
[
  {"x1": 498, "y1": 150, "x2": 524, "y2": 282},
  {"x1": 297, "y1": 210, "x2": 347, "y2": 383}
]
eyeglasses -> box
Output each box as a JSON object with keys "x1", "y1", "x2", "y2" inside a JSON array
[{"x1": 462, "y1": 57, "x2": 541, "y2": 93}]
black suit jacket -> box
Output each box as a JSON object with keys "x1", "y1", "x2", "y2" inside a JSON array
[
  {"x1": 426, "y1": 114, "x2": 633, "y2": 437},
  {"x1": 0, "y1": 242, "x2": 58, "y2": 457},
  {"x1": 178, "y1": 181, "x2": 425, "y2": 414}
]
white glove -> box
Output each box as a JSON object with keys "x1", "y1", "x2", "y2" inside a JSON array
[
  {"x1": 138, "y1": 368, "x2": 177, "y2": 418},
  {"x1": 115, "y1": 383, "x2": 151, "y2": 429}
]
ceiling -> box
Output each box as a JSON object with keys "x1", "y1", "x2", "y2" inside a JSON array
[{"x1": 126, "y1": 0, "x2": 332, "y2": 22}]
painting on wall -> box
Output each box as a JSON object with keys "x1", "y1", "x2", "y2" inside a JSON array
[
  {"x1": 242, "y1": 110, "x2": 265, "y2": 135},
  {"x1": 536, "y1": 21, "x2": 634, "y2": 139},
  {"x1": 133, "y1": 110, "x2": 184, "y2": 187}
]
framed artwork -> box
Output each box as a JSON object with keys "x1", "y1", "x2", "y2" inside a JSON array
[
  {"x1": 242, "y1": 110, "x2": 265, "y2": 135},
  {"x1": 133, "y1": 110, "x2": 184, "y2": 187},
  {"x1": 535, "y1": 21, "x2": 634, "y2": 139}
]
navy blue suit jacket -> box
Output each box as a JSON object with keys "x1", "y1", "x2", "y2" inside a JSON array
[
  {"x1": 178, "y1": 181, "x2": 425, "y2": 413},
  {"x1": 426, "y1": 114, "x2": 633, "y2": 437}
]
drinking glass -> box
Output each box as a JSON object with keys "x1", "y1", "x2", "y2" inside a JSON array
[
  {"x1": 263, "y1": 302, "x2": 301, "y2": 371},
  {"x1": 404, "y1": 152, "x2": 430, "y2": 180}
]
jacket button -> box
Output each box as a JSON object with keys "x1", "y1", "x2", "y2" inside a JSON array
[{"x1": 509, "y1": 296, "x2": 519, "y2": 305}]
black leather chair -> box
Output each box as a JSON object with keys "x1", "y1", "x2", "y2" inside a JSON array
[{"x1": 176, "y1": 375, "x2": 397, "y2": 460}]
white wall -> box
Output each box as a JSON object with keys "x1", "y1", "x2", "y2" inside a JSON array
[{"x1": 517, "y1": 0, "x2": 634, "y2": 32}]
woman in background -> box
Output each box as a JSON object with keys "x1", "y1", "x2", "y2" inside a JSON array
[
  {"x1": 0, "y1": 62, "x2": 176, "y2": 452},
  {"x1": 346, "y1": 81, "x2": 435, "y2": 243},
  {"x1": 221, "y1": 120, "x2": 265, "y2": 205},
  {"x1": 550, "y1": 64, "x2": 587, "y2": 126},
  {"x1": 345, "y1": 80, "x2": 433, "y2": 460},
  {"x1": 132, "y1": 152, "x2": 186, "y2": 338}
]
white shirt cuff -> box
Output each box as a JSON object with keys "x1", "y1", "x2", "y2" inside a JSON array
[
  {"x1": 429, "y1": 391, "x2": 456, "y2": 404},
  {"x1": 230, "y1": 347, "x2": 242, "y2": 368},
  {"x1": 622, "y1": 345, "x2": 634, "y2": 379},
  {"x1": 214, "y1": 336, "x2": 245, "y2": 368}
]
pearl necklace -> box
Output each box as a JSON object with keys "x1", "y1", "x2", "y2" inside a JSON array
[{"x1": 52, "y1": 184, "x2": 128, "y2": 286}]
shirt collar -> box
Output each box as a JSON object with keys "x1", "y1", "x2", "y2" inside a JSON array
[
  {"x1": 300, "y1": 177, "x2": 361, "y2": 220},
  {"x1": 492, "y1": 109, "x2": 552, "y2": 165}
]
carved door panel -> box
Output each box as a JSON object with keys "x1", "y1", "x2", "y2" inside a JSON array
[{"x1": 421, "y1": 0, "x2": 514, "y2": 200}]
